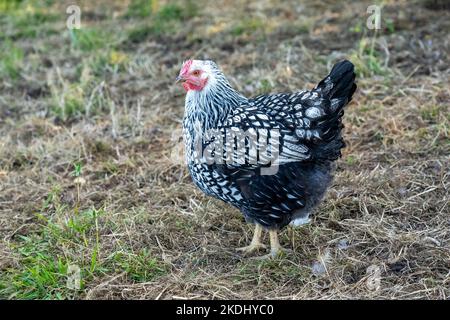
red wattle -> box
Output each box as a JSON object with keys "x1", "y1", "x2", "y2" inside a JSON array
[{"x1": 184, "y1": 78, "x2": 208, "y2": 92}]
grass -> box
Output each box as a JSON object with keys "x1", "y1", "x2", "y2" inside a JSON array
[
  {"x1": 69, "y1": 28, "x2": 112, "y2": 52},
  {"x1": 124, "y1": 0, "x2": 154, "y2": 18},
  {"x1": 1, "y1": 235, "x2": 73, "y2": 299},
  {"x1": 0, "y1": 195, "x2": 89, "y2": 300},
  {"x1": 0, "y1": 188, "x2": 168, "y2": 299},
  {"x1": 231, "y1": 17, "x2": 265, "y2": 36},
  {"x1": 0, "y1": 41, "x2": 23, "y2": 79},
  {"x1": 49, "y1": 84, "x2": 85, "y2": 122},
  {"x1": 48, "y1": 57, "x2": 115, "y2": 122},
  {"x1": 111, "y1": 249, "x2": 168, "y2": 282},
  {"x1": 0, "y1": 0, "x2": 449, "y2": 300},
  {"x1": 0, "y1": 0, "x2": 59, "y2": 39},
  {"x1": 258, "y1": 79, "x2": 273, "y2": 94},
  {"x1": 350, "y1": 36, "x2": 389, "y2": 78},
  {"x1": 127, "y1": 2, "x2": 199, "y2": 42}
]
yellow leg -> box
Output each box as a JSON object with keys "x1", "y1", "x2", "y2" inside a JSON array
[
  {"x1": 256, "y1": 230, "x2": 292, "y2": 259},
  {"x1": 236, "y1": 224, "x2": 267, "y2": 254},
  {"x1": 269, "y1": 230, "x2": 283, "y2": 257}
]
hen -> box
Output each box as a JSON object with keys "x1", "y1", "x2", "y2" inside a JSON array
[{"x1": 177, "y1": 59, "x2": 356, "y2": 258}]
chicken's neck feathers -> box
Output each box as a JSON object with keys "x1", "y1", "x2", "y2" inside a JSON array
[{"x1": 184, "y1": 74, "x2": 247, "y2": 134}]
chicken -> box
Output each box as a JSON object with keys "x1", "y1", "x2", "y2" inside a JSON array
[{"x1": 177, "y1": 59, "x2": 356, "y2": 258}]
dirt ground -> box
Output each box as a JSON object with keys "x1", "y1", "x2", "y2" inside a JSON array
[{"x1": 0, "y1": 0, "x2": 449, "y2": 299}]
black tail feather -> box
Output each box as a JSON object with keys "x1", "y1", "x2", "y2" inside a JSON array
[
  {"x1": 312, "y1": 60, "x2": 356, "y2": 161},
  {"x1": 316, "y1": 60, "x2": 357, "y2": 102}
]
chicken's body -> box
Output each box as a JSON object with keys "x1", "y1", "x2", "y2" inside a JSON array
[{"x1": 179, "y1": 60, "x2": 356, "y2": 257}]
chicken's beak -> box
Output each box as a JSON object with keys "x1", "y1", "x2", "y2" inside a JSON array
[{"x1": 175, "y1": 75, "x2": 183, "y2": 83}]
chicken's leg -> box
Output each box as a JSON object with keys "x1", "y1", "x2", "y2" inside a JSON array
[
  {"x1": 236, "y1": 224, "x2": 266, "y2": 254},
  {"x1": 256, "y1": 230, "x2": 291, "y2": 259},
  {"x1": 268, "y1": 230, "x2": 284, "y2": 257}
]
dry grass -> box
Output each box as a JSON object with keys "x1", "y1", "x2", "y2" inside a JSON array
[{"x1": 0, "y1": 0, "x2": 449, "y2": 299}]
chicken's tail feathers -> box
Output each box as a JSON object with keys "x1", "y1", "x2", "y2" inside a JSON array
[
  {"x1": 316, "y1": 60, "x2": 357, "y2": 104},
  {"x1": 310, "y1": 60, "x2": 356, "y2": 161}
]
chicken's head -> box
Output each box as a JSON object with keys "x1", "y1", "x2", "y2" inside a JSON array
[{"x1": 176, "y1": 60, "x2": 216, "y2": 92}]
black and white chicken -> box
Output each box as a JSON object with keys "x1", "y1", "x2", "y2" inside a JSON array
[{"x1": 177, "y1": 59, "x2": 356, "y2": 258}]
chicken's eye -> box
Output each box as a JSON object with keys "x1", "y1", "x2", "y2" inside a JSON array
[{"x1": 192, "y1": 70, "x2": 201, "y2": 76}]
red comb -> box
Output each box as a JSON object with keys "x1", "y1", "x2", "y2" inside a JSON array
[{"x1": 180, "y1": 60, "x2": 193, "y2": 76}]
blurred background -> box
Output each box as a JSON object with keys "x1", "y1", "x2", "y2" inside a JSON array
[{"x1": 0, "y1": 0, "x2": 449, "y2": 299}]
